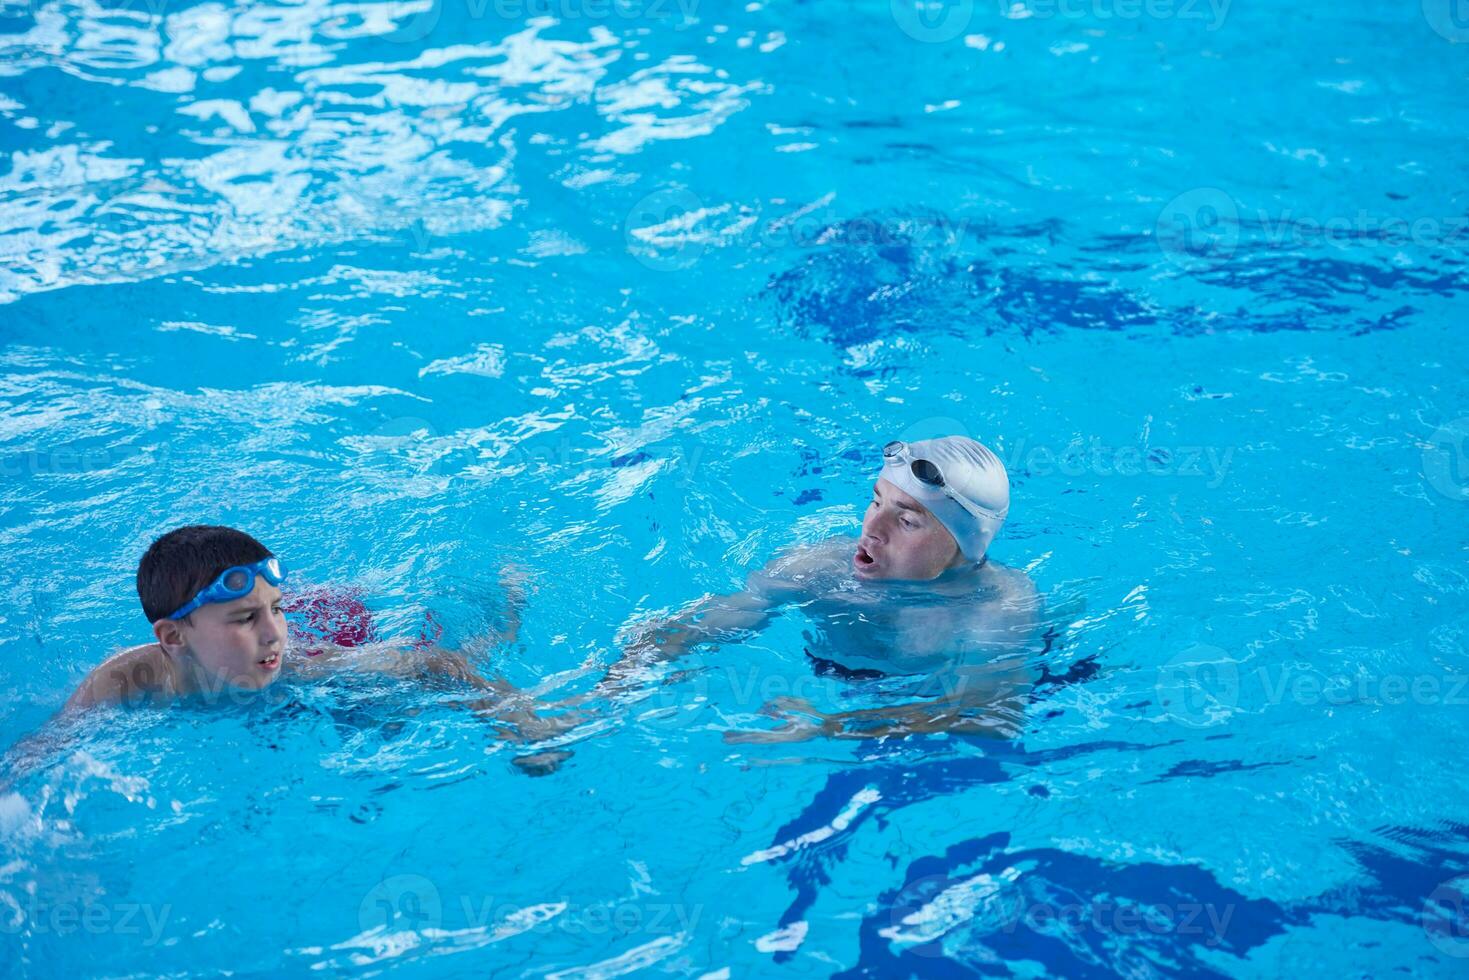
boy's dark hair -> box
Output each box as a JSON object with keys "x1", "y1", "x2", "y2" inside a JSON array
[{"x1": 137, "y1": 525, "x2": 272, "y2": 623}]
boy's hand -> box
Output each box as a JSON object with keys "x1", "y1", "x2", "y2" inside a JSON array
[
  {"x1": 496, "y1": 564, "x2": 533, "y2": 645},
  {"x1": 498, "y1": 564, "x2": 535, "y2": 602},
  {"x1": 623, "y1": 619, "x2": 694, "y2": 660}
]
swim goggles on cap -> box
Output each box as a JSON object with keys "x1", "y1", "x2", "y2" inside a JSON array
[
  {"x1": 882, "y1": 440, "x2": 1005, "y2": 524},
  {"x1": 168, "y1": 556, "x2": 287, "y2": 621}
]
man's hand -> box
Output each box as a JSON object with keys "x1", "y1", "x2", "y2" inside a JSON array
[
  {"x1": 512, "y1": 749, "x2": 573, "y2": 777},
  {"x1": 724, "y1": 688, "x2": 1024, "y2": 744},
  {"x1": 465, "y1": 694, "x2": 586, "y2": 742},
  {"x1": 723, "y1": 696, "x2": 836, "y2": 745}
]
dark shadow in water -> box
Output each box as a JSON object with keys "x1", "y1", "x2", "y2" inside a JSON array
[
  {"x1": 751, "y1": 616, "x2": 1469, "y2": 972},
  {"x1": 830, "y1": 819, "x2": 1469, "y2": 977},
  {"x1": 1318, "y1": 821, "x2": 1469, "y2": 925},
  {"x1": 833, "y1": 833, "x2": 1300, "y2": 978},
  {"x1": 758, "y1": 738, "x2": 1469, "y2": 974},
  {"x1": 761, "y1": 210, "x2": 1463, "y2": 348},
  {"x1": 757, "y1": 732, "x2": 1189, "y2": 964}
]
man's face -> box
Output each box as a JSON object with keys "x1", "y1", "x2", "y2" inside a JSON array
[
  {"x1": 853, "y1": 477, "x2": 963, "y2": 581},
  {"x1": 176, "y1": 579, "x2": 289, "y2": 691}
]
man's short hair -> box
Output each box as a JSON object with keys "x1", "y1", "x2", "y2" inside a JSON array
[{"x1": 137, "y1": 525, "x2": 272, "y2": 623}]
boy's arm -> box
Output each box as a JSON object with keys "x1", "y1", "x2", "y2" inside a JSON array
[
  {"x1": 295, "y1": 643, "x2": 581, "y2": 763},
  {"x1": 291, "y1": 642, "x2": 523, "y2": 701}
]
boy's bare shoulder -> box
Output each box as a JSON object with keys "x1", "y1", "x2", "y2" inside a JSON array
[{"x1": 65, "y1": 644, "x2": 174, "y2": 711}]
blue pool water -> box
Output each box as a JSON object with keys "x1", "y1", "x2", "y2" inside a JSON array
[{"x1": 3, "y1": 0, "x2": 1469, "y2": 975}]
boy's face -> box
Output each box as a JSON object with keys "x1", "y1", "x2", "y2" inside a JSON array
[
  {"x1": 854, "y1": 478, "x2": 964, "y2": 581},
  {"x1": 170, "y1": 579, "x2": 289, "y2": 691}
]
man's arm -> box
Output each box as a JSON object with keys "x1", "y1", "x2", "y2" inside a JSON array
[
  {"x1": 726, "y1": 567, "x2": 1044, "y2": 744},
  {"x1": 622, "y1": 586, "x2": 779, "y2": 662},
  {"x1": 591, "y1": 547, "x2": 827, "y2": 696},
  {"x1": 723, "y1": 667, "x2": 1029, "y2": 745},
  {"x1": 818, "y1": 675, "x2": 1029, "y2": 740},
  {"x1": 590, "y1": 590, "x2": 779, "y2": 696}
]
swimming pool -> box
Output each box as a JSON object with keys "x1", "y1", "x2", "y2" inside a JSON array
[{"x1": 2, "y1": 0, "x2": 1468, "y2": 974}]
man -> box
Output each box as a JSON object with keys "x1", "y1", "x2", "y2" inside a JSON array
[{"x1": 601, "y1": 435, "x2": 1042, "y2": 742}]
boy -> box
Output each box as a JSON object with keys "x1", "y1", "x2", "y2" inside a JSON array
[
  {"x1": 600, "y1": 435, "x2": 1042, "y2": 742},
  {"x1": 64, "y1": 526, "x2": 566, "y2": 749},
  {"x1": 66, "y1": 525, "x2": 295, "y2": 710}
]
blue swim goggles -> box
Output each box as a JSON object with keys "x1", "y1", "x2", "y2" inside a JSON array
[{"x1": 168, "y1": 556, "x2": 287, "y2": 621}]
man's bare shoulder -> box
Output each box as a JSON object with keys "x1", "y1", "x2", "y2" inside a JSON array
[
  {"x1": 748, "y1": 537, "x2": 855, "y2": 594},
  {"x1": 979, "y1": 559, "x2": 1039, "y2": 604},
  {"x1": 963, "y1": 560, "x2": 1043, "y2": 651},
  {"x1": 65, "y1": 644, "x2": 173, "y2": 711}
]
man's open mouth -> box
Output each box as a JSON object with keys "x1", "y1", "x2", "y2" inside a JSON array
[
  {"x1": 258, "y1": 653, "x2": 280, "y2": 670},
  {"x1": 854, "y1": 546, "x2": 877, "y2": 569}
]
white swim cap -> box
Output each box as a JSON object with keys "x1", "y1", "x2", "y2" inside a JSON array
[{"x1": 877, "y1": 436, "x2": 1010, "y2": 561}]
